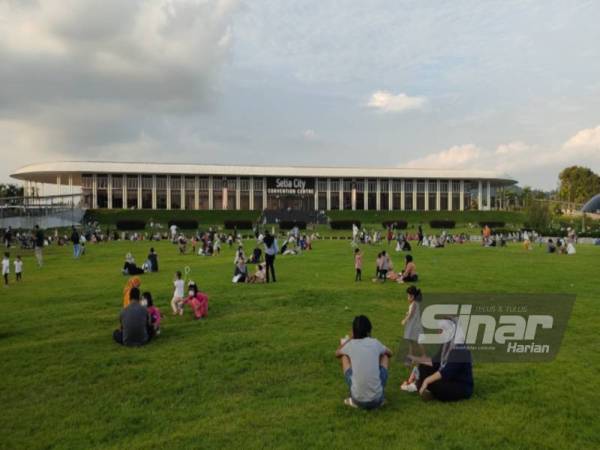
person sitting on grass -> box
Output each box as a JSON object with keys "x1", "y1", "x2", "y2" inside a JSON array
[
  {"x1": 407, "y1": 318, "x2": 473, "y2": 402},
  {"x1": 249, "y1": 247, "x2": 262, "y2": 264},
  {"x1": 247, "y1": 263, "x2": 266, "y2": 283},
  {"x1": 123, "y1": 253, "x2": 144, "y2": 275},
  {"x1": 142, "y1": 291, "x2": 162, "y2": 335},
  {"x1": 183, "y1": 281, "x2": 208, "y2": 319},
  {"x1": 113, "y1": 287, "x2": 153, "y2": 347},
  {"x1": 122, "y1": 276, "x2": 142, "y2": 308},
  {"x1": 147, "y1": 248, "x2": 159, "y2": 272},
  {"x1": 336, "y1": 315, "x2": 393, "y2": 410},
  {"x1": 397, "y1": 254, "x2": 418, "y2": 283},
  {"x1": 547, "y1": 239, "x2": 557, "y2": 254},
  {"x1": 233, "y1": 257, "x2": 248, "y2": 283}
]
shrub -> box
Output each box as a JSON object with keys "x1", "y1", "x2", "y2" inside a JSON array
[
  {"x1": 330, "y1": 220, "x2": 361, "y2": 230},
  {"x1": 168, "y1": 220, "x2": 198, "y2": 230},
  {"x1": 382, "y1": 220, "x2": 408, "y2": 229},
  {"x1": 430, "y1": 220, "x2": 456, "y2": 229},
  {"x1": 279, "y1": 221, "x2": 306, "y2": 230},
  {"x1": 224, "y1": 220, "x2": 254, "y2": 230},
  {"x1": 478, "y1": 221, "x2": 505, "y2": 228},
  {"x1": 116, "y1": 220, "x2": 146, "y2": 231}
]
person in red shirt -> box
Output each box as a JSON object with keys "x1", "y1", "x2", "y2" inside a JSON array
[{"x1": 183, "y1": 282, "x2": 208, "y2": 320}]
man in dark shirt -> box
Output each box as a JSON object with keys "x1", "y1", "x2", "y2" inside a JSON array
[
  {"x1": 70, "y1": 226, "x2": 80, "y2": 258},
  {"x1": 113, "y1": 288, "x2": 152, "y2": 347},
  {"x1": 34, "y1": 225, "x2": 44, "y2": 267}
]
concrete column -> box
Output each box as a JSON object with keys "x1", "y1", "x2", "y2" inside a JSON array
[
  {"x1": 235, "y1": 176, "x2": 241, "y2": 210},
  {"x1": 376, "y1": 179, "x2": 381, "y2": 211},
  {"x1": 57, "y1": 175, "x2": 62, "y2": 196},
  {"x1": 194, "y1": 176, "x2": 199, "y2": 210},
  {"x1": 487, "y1": 181, "x2": 491, "y2": 210},
  {"x1": 400, "y1": 179, "x2": 405, "y2": 211},
  {"x1": 339, "y1": 178, "x2": 344, "y2": 211},
  {"x1": 351, "y1": 181, "x2": 356, "y2": 211},
  {"x1": 122, "y1": 175, "x2": 128, "y2": 209},
  {"x1": 459, "y1": 180, "x2": 465, "y2": 211},
  {"x1": 208, "y1": 176, "x2": 213, "y2": 210},
  {"x1": 326, "y1": 178, "x2": 331, "y2": 210},
  {"x1": 314, "y1": 178, "x2": 319, "y2": 211},
  {"x1": 166, "y1": 175, "x2": 171, "y2": 210},
  {"x1": 448, "y1": 180, "x2": 453, "y2": 211},
  {"x1": 68, "y1": 175, "x2": 73, "y2": 206},
  {"x1": 107, "y1": 174, "x2": 113, "y2": 209},
  {"x1": 412, "y1": 180, "x2": 417, "y2": 211},
  {"x1": 262, "y1": 177, "x2": 267, "y2": 210},
  {"x1": 249, "y1": 177, "x2": 254, "y2": 210},
  {"x1": 478, "y1": 180, "x2": 483, "y2": 211},
  {"x1": 424, "y1": 180, "x2": 429, "y2": 211},
  {"x1": 92, "y1": 174, "x2": 98, "y2": 208},
  {"x1": 222, "y1": 180, "x2": 228, "y2": 210},
  {"x1": 152, "y1": 175, "x2": 157, "y2": 210},
  {"x1": 388, "y1": 180, "x2": 393, "y2": 211},
  {"x1": 436, "y1": 179, "x2": 441, "y2": 211},
  {"x1": 179, "y1": 175, "x2": 184, "y2": 210},
  {"x1": 138, "y1": 175, "x2": 143, "y2": 209},
  {"x1": 363, "y1": 178, "x2": 368, "y2": 210}
]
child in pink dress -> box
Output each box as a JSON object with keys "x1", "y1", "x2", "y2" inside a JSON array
[
  {"x1": 183, "y1": 282, "x2": 209, "y2": 320},
  {"x1": 142, "y1": 292, "x2": 162, "y2": 335},
  {"x1": 354, "y1": 248, "x2": 363, "y2": 281}
]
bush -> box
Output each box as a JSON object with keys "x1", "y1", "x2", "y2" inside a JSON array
[
  {"x1": 116, "y1": 220, "x2": 146, "y2": 231},
  {"x1": 330, "y1": 220, "x2": 361, "y2": 230},
  {"x1": 430, "y1": 220, "x2": 456, "y2": 229},
  {"x1": 479, "y1": 221, "x2": 505, "y2": 228},
  {"x1": 382, "y1": 220, "x2": 408, "y2": 229},
  {"x1": 168, "y1": 220, "x2": 198, "y2": 230},
  {"x1": 224, "y1": 220, "x2": 254, "y2": 230},
  {"x1": 279, "y1": 221, "x2": 306, "y2": 230}
]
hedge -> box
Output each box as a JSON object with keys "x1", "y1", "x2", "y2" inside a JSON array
[
  {"x1": 168, "y1": 220, "x2": 198, "y2": 230},
  {"x1": 116, "y1": 220, "x2": 146, "y2": 231},
  {"x1": 479, "y1": 221, "x2": 505, "y2": 228},
  {"x1": 430, "y1": 220, "x2": 456, "y2": 229},
  {"x1": 330, "y1": 220, "x2": 361, "y2": 230},
  {"x1": 224, "y1": 220, "x2": 254, "y2": 230},
  {"x1": 279, "y1": 221, "x2": 307, "y2": 230},
  {"x1": 382, "y1": 220, "x2": 408, "y2": 229}
]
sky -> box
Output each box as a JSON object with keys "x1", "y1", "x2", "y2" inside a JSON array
[{"x1": 1, "y1": 0, "x2": 600, "y2": 190}]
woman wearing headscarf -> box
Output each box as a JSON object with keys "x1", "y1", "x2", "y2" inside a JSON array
[
  {"x1": 122, "y1": 276, "x2": 142, "y2": 308},
  {"x1": 410, "y1": 318, "x2": 473, "y2": 402}
]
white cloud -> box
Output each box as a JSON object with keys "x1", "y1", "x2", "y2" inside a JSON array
[
  {"x1": 366, "y1": 90, "x2": 426, "y2": 113},
  {"x1": 303, "y1": 129, "x2": 317, "y2": 140},
  {"x1": 563, "y1": 124, "x2": 600, "y2": 151},
  {"x1": 404, "y1": 144, "x2": 481, "y2": 169}
]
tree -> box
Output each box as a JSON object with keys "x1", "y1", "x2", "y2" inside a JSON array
[
  {"x1": 558, "y1": 166, "x2": 600, "y2": 206},
  {"x1": 0, "y1": 183, "x2": 25, "y2": 198},
  {"x1": 525, "y1": 199, "x2": 552, "y2": 231}
]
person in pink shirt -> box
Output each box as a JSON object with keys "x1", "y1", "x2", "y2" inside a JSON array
[
  {"x1": 183, "y1": 282, "x2": 209, "y2": 320},
  {"x1": 142, "y1": 292, "x2": 162, "y2": 335},
  {"x1": 354, "y1": 248, "x2": 363, "y2": 281}
]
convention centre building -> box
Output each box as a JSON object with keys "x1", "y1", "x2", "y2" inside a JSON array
[{"x1": 11, "y1": 161, "x2": 517, "y2": 211}]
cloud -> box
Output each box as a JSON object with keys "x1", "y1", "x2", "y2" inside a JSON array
[
  {"x1": 302, "y1": 129, "x2": 317, "y2": 140},
  {"x1": 366, "y1": 90, "x2": 426, "y2": 113},
  {"x1": 563, "y1": 124, "x2": 600, "y2": 151},
  {"x1": 404, "y1": 144, "x2": 481, "y2": 169}
]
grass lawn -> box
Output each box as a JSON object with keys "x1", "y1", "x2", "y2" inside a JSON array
[{"x1": 0, "y1": 239, "x2": 599, "y2": 449}]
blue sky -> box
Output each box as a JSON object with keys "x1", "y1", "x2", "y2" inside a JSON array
[{"x1": 1, "y1": 0, "x2": 600, "y2": 189}]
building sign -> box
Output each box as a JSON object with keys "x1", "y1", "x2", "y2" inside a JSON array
[{"x1": 266, "y1": 177, "x2": 315, "y2": 195}]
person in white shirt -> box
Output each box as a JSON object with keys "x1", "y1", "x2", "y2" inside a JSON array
[
  {"x1": 2, "y1": 252, "x2": 10, "y2": 286},
  {"x1": 14, "y1": 255, "x2": 23, "y2": 282},
  {"x1": 171, "y1": 271, "x2": 186, "y2": 315}
]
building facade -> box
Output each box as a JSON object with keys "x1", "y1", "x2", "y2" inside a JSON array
[{"x1": 11, "y1": 162, "x2": 517, "y2": 211}]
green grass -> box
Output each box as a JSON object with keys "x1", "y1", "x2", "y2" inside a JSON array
[{"x1": 0, "y1": 240, "x2": 599, "y2": 449}]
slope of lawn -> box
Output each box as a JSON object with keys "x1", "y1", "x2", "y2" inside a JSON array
[{"x1": 0, "y1": 239, "x2": 599, "y2": 449}]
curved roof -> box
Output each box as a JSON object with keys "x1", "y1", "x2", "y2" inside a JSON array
[
  {"x1": 11, "y1": 161, "x2": 517, "y2": 186},
  {"x1": 582, "y1": 194, "x2": 600, "y2": 213}
]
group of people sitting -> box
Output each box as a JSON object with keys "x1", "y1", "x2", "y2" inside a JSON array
[
  {"x1": 114, "y1": 272, "x2": 209, "y2": 347},
  {"x1": 232, "y1": 246, "x2": 267, "y2": 283},
  {"x1": 356, "y1": 250, "x2": 418, "y2": 283},
  {"x1": 122, "y1": 248, "x2": 159, "y2": 275},
  {"x1": 546, "y1": 238, "x2": 576, "y2": 255}
]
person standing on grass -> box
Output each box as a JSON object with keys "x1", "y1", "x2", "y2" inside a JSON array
[
  {"x1": 354, "y1": 248, "x2": 363, "y2": 281},
  {"x1": 113, "y1": 287, "x2": 153, "y2": 347},
  {"x1": 2, "y1": 252, "x2": 9, "y2": 286},
  {"x1": 336, "y1": 315, "x2": 392, "y2": 409},
  {"x1": 34, "y1": 225, "x2": 44, "y2": 267},
  {"x1": 14, "y1": 255, "x2": 23, "y2": 282},
  {"x1": 70, "y1": 226, "x2": 81, "y2": 258},
  {"x1": 263, "y1": 232, "x2": 278, "y2": 283}
]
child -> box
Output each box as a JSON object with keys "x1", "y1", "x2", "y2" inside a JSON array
[
  {"x1": 171, "y1": 271, "x2": 185, "y2": 315},
  {"x1": 14, "y1": 255, "x2": 23, "y2": 282},
  {"x1": 142, "y1": 292, "x2": 162, "y2": 335},
  {"x1": 373, "y1": 252, "x2": 382, "y2": 282},
  {"x1": 354, "y1": 248, "x2": 363, "y2": 281},
  {"x1": 402, "y1": 286, "x2": 425, "y2": 359},
  {"x1": 2, "y1": 252, "x2": 9, "y2": 286},
  {"x1": 183, "y1": 281, "x2": 209, "y2": 319}
]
